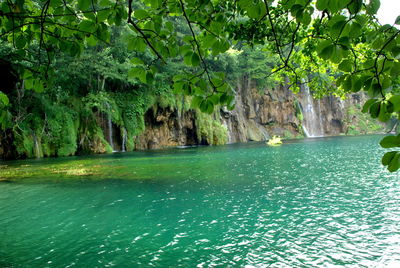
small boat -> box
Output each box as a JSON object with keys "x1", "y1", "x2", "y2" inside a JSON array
[{"x1": 267, "y1": 136, "x2": 282, "y2": 146}]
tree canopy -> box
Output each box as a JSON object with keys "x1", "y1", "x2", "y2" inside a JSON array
[{"x1": 1, "y1": 0, "x2": 400, "y2": 171}]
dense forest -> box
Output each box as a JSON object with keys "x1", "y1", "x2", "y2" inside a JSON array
[{"x1": 1, "y1": 0, "x2": 400, "y2": 170}]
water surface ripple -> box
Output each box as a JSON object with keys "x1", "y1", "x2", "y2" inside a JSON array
[{"x1": 1, "y1": 135, "x2": 400, "y2": 267}]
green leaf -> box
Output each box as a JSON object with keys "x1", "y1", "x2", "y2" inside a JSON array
[
  {"x1": 338, "y1": 60, "x2": 353, "y2": 72},
  {"x1": 369, "y1": 81, "x2": 382, "y2": 98},
  {"x1": 191, "y1": 53, "x2": 200, "y2": 66},
  {"x1": 130, "y1": 57, "x2": 144, "y2": 65},
  {"x1": 203, "y1": 35, "x2": 217, "y2": 48},
  {"x1": 391, "y1": 46, "x2": 400, "y2": 59},
  {"x1": 34, "y1": 80, "x2": 44, "y2": 93},
  {"x1": 134, "y1": 10, "x2": 149, "y2": 19},
  {"x1": 183, "y1": 83, "x2": 193, "y2": 95},
  {"x1": 316, "y1": 0, "x2": 329, "y2": 11},
  {"x1": 380, "y1": 135, "x2": 400, "y2": 148},
  {"x1": 299, "y1": 10, "x2": 312, "y2": 25},
  {"x1": 78, "y1": 20, "x2": 95, "y2": 32},
  {"x1": 173, "y1": 74, "x2": 185, "y2": 82},
  {"x1": 86, "y1": 35, "x2": 98, "y2": 46},
  {"x1": 200, "y1": 100, "x2": 214, "y2": 114},
  {"x1": 352, "y1": 76, "x2": 363, "y2": 92},
  {"x1": 68, "y1": 43, "x2": 82, "y2": 57},
  {"x1": 216, "y1": 83, "x2": 228, "y2": 93},
  {"x1": 382, "y1": 151, "x2": 397, "y2": 166},
  {"x1": 149, "y1": 0, "x2": 162, "y2": 8},
  {"x1": 208, "y1": 94, "x2": 220, "y2": 105},
  {"x1": 388, "y1": 153, "x2": 400, "y2": 172},
  {"x1": 99, "y1": 0, "x2": 112, "y2": 7},
  {"x1": 127, "y1": 37, "x2": 146, "y2": 52},
  {"x1": 219, "y1": 93, "x2": 229, "y2": 104},
  {"x1": 381, "y1": 76, "x2": 392, "y2": 90},
  {"x1": 0, "y1": 92, "x2": 9, "y2": 106},
  {"x1": 179, "y1": 45, "x2": 192, "y2": 56},
  {"x1": 395, "y1": 15, "x2": 400, "y2": 25},
  {"x1": 317, "y1": 40, "x2": 334, "y2": 60},
  {"x1": 366, "y1": 0, "x2": 380, "y2": 15},
  {"x1": 219, "y1": 40, "x2": 230, "y2": 53},
  {"x1": 78, "y1": 0, "x2": 90, "y2": 10},
  {"x1": 191, "y1": 96, "x2": 203, "y2": 108},
  {"x1": 329, "y1": 15, "x2": 347, "y2": 37},
  {"x1": 369, "y1": 102, "x2": 380, "y2": 118},
  {"x1": 378, "y1": 102, "x2": 391, "y2": 122},
  {"x1": 391, "y1": 62, "x2": 400, "y2": 76},
  {"x1": 347, "y1": 0, "x2": 362, "y2": 14},
  {"x1": 363, "y1": 77, "x2": 373, "y2": 90},
  {"x1": 25, "y1": 78, "x2": 34, "y2": 90},
  {"x1": 362, "y1": 99, "x2": 377, "y2": 113},
  {"x1": 145, "y1": 71, "x2": 154, "y2": 84},
  {"x1": 97, "y1": 9, "x2": 111, "y2": 22},
  {"x1": 173, "y1": 82, "x2": 184, "y2": 94},
  {"x1": 183, "y1": 35, "x2": 193, "y2": 43},
  {"x1": 327, "y1": 0, "x2": 346, "y2": 13},
  {"x1": 128, "y1": 67, "x2": 145, "y2": 82},
  {"x1": 338, "y1": 37, "x2": 350, "y2": 48},
  {"x1": 246, "y1": 4, "x2": 262, "y2": 19},
  {"x1": 341, "y1": 75, "x2": 352, "y2": 91},
  {"x1": 15, "y1": 36, "x2": 26, "y2": 49},
  {"x1": 389, "y1": 95, "x2": 400, "y2": 112},
  {"x1": 184, "y1": 52, "x2": 193, "y2": 65},
  {"x1": 330, "y1": 46, "x2": 344, "y2": 63},
  {"x1": 211, "y1": 40, "x2": 222, "y2": 56},
  {"x1": 348, "y1": 22, "x2": 362, "y2": 39}
]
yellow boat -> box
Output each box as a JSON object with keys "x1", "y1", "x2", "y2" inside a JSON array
[{"x1": 267, "y1": 135, "x2": 282, "y2": 146}]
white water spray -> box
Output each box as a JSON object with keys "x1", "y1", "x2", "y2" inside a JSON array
[{"x1": 300, "y1": 83, "x2": 324, "y2": 138}]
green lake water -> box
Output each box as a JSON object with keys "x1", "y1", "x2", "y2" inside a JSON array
[{"x1": 1, "y1": 135, "x2": 400, "y2": 267}]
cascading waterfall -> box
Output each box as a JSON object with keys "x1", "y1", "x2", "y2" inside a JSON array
[
  {"x1": 121, "y1": 128, "x2": 127, "y2": 152},
  {"x1": 300, "y1": 83, "x2": 325, "y2": 138},
  {"x1": 104, "y1": 102, "x2": 116, "y2": 151}
]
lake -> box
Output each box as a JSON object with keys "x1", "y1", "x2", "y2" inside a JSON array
[{"x1": 1, "y1": 135, "x2": 400, "y2": 267}]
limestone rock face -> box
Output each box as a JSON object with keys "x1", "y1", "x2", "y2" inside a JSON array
[
  {"x1": 135, "y1": 107, "x2": 198, "y2": 150},
  {"x1": 135, "y1": 78, "x2": 376, "y2": 149},
  {"x1": 220, "y1": 78, "x2": 301, "y2": 143},
  {"x1": 220, "y1": 78, "x2": 372, "y2": 142}
]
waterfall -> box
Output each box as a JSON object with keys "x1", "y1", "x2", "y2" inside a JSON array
[
  {"x1": 257, "y1": 124, "x2": 269, "y2": 141},
  {"x1": 222, "y1": 120, "x2": 233, "y2": 143},
  {"x1": 105, "y1": 102, "x2": 116, "y2": 151},
  {"x1": 121, "y1": 127, "x2": 127, "y2": 152},
  {"x1": 300, "y1": 82, "x2": 324, "y2": 138},
  {"x1": 33, "y1": 134, "x2": 41, "y2": 158}
]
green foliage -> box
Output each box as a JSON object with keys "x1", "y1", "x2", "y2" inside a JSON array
[
  {"x1": 11, "y1": 93, "x2": 78, "y2": 158},
  {"x1": 236, "y1": 47, "x2": 279, "y2": 90},
  {"x1": 0, "y1": 91, "x2": 11, "y2": 130},
  {"x1": 1, "y1": 0, "x2": 400, "y2": 171},
  {"x1": 195, "y1": 110, "x2": 228, "y2": 145},
  {"x1": 344, "y1": 105, "x2": 385, "y2": 136}
]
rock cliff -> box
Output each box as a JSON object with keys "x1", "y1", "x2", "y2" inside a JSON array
[
  {"x1": 135, "y1": 108, "x2": 198, "y2": 150},
  {"x1": 133, "y1": 78, "x2": 383, "y2": 150}
]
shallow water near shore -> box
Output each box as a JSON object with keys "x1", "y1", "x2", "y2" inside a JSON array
[{"x1": 1, "y1": 135, "x2": 400, "y2": 267}]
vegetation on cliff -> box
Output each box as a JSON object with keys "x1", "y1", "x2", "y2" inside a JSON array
[{"x1": 0, "y1": 0, "x2": 399, "y2": 170}]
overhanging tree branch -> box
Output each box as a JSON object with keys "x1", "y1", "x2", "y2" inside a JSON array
[{"x1": 127, "y1": 0, "x2": 165, "y2": 63}]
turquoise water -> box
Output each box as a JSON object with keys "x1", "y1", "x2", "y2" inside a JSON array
[{"x1": 1, "y1": 135, "x2": 400, "y2": 267}]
